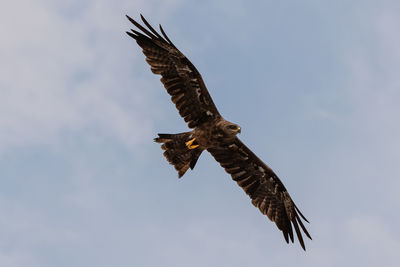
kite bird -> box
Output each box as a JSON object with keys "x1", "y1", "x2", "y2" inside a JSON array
[{"x1": 126, "y1": 15, "x2": 312, "y2": 250}]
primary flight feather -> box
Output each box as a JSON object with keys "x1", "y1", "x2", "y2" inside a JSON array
[{"x1": 126, "y1": 14, "x2": 312, "y2": 250}]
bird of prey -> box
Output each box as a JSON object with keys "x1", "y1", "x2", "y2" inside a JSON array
[{"x1": 126, "y1": 14, "x2": 312, "y2": 250}]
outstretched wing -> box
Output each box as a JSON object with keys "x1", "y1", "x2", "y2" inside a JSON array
[
  {"x1": 207, "y1": 138, "x2": 312, "y2": 250},
  {"x1": 126, "y1": 15, "x2": 221, "y2": 128}
]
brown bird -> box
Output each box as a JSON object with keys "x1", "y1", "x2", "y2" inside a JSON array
[{"x1": 126, "y1": 14, "x2": 312, "y2": 250}]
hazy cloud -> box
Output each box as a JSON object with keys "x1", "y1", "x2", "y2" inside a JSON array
[{"x1": 0, "y1": 0, "x2": 187, "y2": 153}]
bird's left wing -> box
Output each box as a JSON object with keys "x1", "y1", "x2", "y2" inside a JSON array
[
  {"x1": 207, "y1": 137, "x2": 312, "y2": 250},
  {"x1": 126, "y1": 15, "x2": 221, "y2": 128}
]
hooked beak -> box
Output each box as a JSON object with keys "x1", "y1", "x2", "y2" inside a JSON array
[{"x1": 237, "y1": 127, "x2": 241, "y2": 134}]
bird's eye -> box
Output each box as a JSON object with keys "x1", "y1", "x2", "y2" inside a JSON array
[{"x1": 228, "y1": 125, "x2": 238, "y2": 129}]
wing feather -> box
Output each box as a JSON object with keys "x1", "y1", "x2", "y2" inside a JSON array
[
  {"x1": 208, "y1": 137, "x2": 312, "y2": 250},
  {"x1": 126, "y1": 15, "x2": 221, "y2": 128}
]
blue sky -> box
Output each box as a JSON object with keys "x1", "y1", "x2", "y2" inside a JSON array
[{"x1": 1, "y1": 0, "x2": 400, "y2": 266}]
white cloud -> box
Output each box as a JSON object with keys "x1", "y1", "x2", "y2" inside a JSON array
[{"x1": 0, "y1": 0, "x2": 185, "y2": 153}]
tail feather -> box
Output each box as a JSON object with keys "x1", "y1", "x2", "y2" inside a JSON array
[{"x1": 154, "y1": 132, "x2": 203, "y2": 177}]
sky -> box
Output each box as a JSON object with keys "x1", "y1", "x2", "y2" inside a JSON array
[{"x1": 1, "y1": 0, "x2": 400, "y2": 266}]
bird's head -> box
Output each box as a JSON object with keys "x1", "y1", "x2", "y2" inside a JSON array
[{"x1": 224, "y1": 122, "x2": 241, "y2": 136}]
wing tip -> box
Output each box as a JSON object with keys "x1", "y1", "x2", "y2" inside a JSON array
[
  {"x1": 126, "y1": 13, "x2": 175, "y2": 48},
  {"x1": 295, "y1": 204, "x2": 310, "y2": 223},
  {"x1": 283, "y1": 231, "x2": 289, "y2": 244},
  {"x1": 293, "y1": 213, "x2": 312, "y2": 251},
  {"x1": 126, "y1": 14, "x2": 136, "y2": 24},
  {"x1": 126, "y1": 30, "x2": 138, "y2": 40},
  {"x1": 159, "y1": 23, "x2": 175, "y2": 46}
]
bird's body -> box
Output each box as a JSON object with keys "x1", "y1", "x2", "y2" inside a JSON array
[
  {"x1": 193, "y1": 119, "x2": 241, "y2": 147},
  {"x1": 126, "y1": 14, "x2": 312, "y2": 250}
]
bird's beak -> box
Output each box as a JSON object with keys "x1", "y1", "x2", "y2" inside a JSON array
[{"x1": 237, "y1": 127, "x2": 241, "y2": 134}]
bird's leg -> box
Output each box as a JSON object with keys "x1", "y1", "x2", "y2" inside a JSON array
[{"x1": 185, "y1": 138, "x2": 199, "y2": 149}]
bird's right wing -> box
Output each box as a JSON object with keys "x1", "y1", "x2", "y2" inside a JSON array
[{"x1": 126, "y1": 15, "x2": 221, "y2": 128}]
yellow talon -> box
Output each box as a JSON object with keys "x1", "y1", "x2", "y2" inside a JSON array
[{"x1": 185, "y1": 138, "x2": 199, "y2": 149}]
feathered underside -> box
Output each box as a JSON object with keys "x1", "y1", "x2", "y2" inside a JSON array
[
  {"x1": 126, "y1": 15, "x2": 221, "y2": 128},
  {"x1": 208, "y1": 137, "x2": 312, "y2": 250}
]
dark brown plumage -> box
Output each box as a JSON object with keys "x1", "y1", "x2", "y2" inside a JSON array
[{"x1": 126, "y1": 14, "x2": 312, "y2": 250}]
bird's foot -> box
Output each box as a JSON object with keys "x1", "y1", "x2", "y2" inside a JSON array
[{"x1": 185, "y1": 138, "x2": 199, "y2": 149}]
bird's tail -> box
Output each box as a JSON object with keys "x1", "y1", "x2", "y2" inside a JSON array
[{"x1": 154, "y1": 132, "x2": 203, "y2": 178}]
